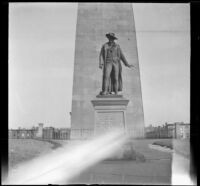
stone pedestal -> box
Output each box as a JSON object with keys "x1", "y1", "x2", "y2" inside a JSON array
[{"x1": 91, "y1": 95, "x2": 129, "y2": 136}]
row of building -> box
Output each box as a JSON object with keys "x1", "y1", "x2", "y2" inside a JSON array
[
  {"x1": 9, "y1": 123, "x2": 71, "y2": 140},
  {"x1": 9, "y1": 122, "x2": 190, "y2": 140},
  {"x1": 145, "y1": 122, "x2": 190, "y2": 139}
]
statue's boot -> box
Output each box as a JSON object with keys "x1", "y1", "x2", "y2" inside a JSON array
[{"x1": 101, "y1": 91, "x2": 108, "y2": 95}]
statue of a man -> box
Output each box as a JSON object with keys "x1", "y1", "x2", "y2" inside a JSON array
[{"x1": 99, "y1": 33, "x2": 135, "y2": 95}]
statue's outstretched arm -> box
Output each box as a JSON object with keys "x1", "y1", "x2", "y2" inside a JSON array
[
  {"x1": 119, "y1": 47, "x2": 129, "y2": 66},
  {"x1": 119, "y1": 46, "x2": 135, "y2": 69}
]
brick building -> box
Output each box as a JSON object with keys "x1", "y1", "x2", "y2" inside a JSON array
[
  {"x1": 9, "y1": 124, "x2": 71, "y2": 140},
  {"x1": 166, "y1": 122, "x2": 190, "y2": 139},
  {"x1": 145, "y1": 122, "x2": 190, "y2": 139},
  {"x1": 43, "y1": 127, "x2": 54, "y2": 139},
  {"x1": 9, "y1": 127, "x2": 37, "y2": 139}
]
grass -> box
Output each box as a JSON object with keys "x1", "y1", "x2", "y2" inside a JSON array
[
  {"x1": 69, "y1": 139, "x2": 172, "y2": 184},
  {"x1": 152, "y1": 139, "x2": 190, "y2": 158},
  {"x1": 173, "y1": 139, "x2": 190, "y2": 158},
  {"x1": 8, "y1": 138, "x2": 172, "y2": 184},
  {"x1": 9, "y1": 139, "x2": 54, "y2": 168}
]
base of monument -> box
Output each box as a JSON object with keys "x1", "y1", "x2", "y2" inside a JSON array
[
  {"x1": 70, "y1": 129, "x2": 94, "y2": 140},
  {"x1": 96, "y1": 94, "x2": 123, "y2": 98},
  {"x1": 91, "y1": 96, "x2": 129, "y2": 137}
]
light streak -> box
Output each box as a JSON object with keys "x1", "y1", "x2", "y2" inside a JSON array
[
  {"x1": 4, "y1": 129, "x2": 128, "y2": 185},
  {"x1": 149, "y1": 142, "x2": 195, "y2": 185},
  {"x1": 171, "y1": 151, "x2": 195, "y2": 185}
]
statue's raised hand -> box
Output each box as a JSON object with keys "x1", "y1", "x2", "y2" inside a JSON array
[
  {"x1": 99, "y1": 64, "x2": 103, "y2": 69},
  {"x1": 127, "y1": 64, "x2": 136, "y2": 70}
]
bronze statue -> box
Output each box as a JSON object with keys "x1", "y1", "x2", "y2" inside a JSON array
[{"x1": 99, "y1": 33, "x2": 135, "y2": 95}]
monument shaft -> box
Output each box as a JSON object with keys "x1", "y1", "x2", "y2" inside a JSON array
[{"x1": 71, "y1": 3, "x2": 144, "y2": 139}]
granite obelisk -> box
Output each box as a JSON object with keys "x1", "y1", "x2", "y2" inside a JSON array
[{"x1": 71, "y1": 3, "x2": 144, "y2": 139}]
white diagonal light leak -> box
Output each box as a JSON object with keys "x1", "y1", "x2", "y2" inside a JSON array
[
  {"x1": 171, "y1": 151, "x2": 195, "y2": 185},
  {"x1": 4, "y1": 129, "x2": 128, "y2": 185},
  {"x1": 149, "y1": 141, "x2": 195, "y2": 185}
]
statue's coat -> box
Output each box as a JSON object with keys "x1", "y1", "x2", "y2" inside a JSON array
[{"x1": 99, "y1": 42, "x2": 129, "y2": 92}]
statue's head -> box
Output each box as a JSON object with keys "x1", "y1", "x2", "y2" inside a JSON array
[{"x1": 106, "y1": 33, "x2": 118, "y2": 41}]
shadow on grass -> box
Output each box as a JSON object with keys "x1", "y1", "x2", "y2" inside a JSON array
[
  {"x1": 104, "y1": 141, "x2": 146, "y2": 162},
  {"x1": 152, "y1": 140, "x2": 173, "y2": 149},
  {"x1": 34, "y1": 138, "x2": 63, "y2": 149}
]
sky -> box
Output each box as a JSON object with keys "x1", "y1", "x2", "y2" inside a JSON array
[{"x1": 9, "y1": 3, "x2": 190, "y2": 129}]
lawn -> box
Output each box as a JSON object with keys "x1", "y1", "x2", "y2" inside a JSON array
[
  {"x1": 8, "y1": 138, "x2": 172, "y2": 184},
  {"x1": 9, "y1": 139, "x2": 54, "y2": 168},
  {"x1": 173, "y1": 139, "x2": 190, "y2": 158},
  {"x1": 69, "y1": 139, "x2": 172, "y2": 184},
  {"x1": 152, "y1": 139, "x2": 190, "y2": 158}
]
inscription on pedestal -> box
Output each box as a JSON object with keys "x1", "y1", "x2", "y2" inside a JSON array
[{"x1": 95, "y1": 111, "x2": 125, "y2": 134}]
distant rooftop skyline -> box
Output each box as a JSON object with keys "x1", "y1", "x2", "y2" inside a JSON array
[{"x1": 10, "y1": 121, "x2": 190, "y2": 130}]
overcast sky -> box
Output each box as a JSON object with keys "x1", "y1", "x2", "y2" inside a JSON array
[{"x1": 9, "y1": 3, "x2": 190, "y2": 129}]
